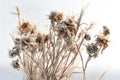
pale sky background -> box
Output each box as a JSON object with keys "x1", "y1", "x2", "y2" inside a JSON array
[{"x1": 0, "y1": 0, "x2": 120, "y2": 80}]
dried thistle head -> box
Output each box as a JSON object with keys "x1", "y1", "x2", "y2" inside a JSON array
[
  {"x1": 20, "y1": 37, "x2": 31, "y2": 46},
  {"x1": 56, "y1": 12, "x2": 63, "y2": 22},
  {"x1": 49, "y1": 11, "x2": 63, "y2": 23},
  {"x1": 20, "y1": 21, "x2": 36, "y2": 34},
  {"x1": 9, "y1": 47, "x2": 20, "y2": 58},
  {"x1": 103, "y1": 26, "x2": 110, "y2": 36},
  {"x1": 65, "y1": 18, "x2": 77, "y2": 36},
  {"x1": 86, "y1": 43, "x2": 99, "y2": 58},
  {"x1": 57, "y1": 21, "x2": 71, "y2": 40},
  {"x1": 84, "y1": 33, "x2": 91, "y2": 41},
  {"x1": 96, "y1": 37, "x2": 108, "y2": 46},
  {"x1": 12, "y1": 60, "x2": 20, "y2": 69},
  {"x1": 96, "y1": 35, "x2": 109, "y2": 54},
  {"x1": 36, "y1": 33, "x2": 43, "y2": 44},
  {"x1": 21, "y1": 22, "x2": 30, "y2": 33},
  {"x1": 57, "y1": 21, "x2": 67, "y2": 32},
  {"x1": 14, "y1": 37, "x2": 20, "y2": 44}
]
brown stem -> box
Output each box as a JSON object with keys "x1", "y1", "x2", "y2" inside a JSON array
[
  {"x1": 84, "y1": 56, "x2": 92, "y2": 71},
  {"x1": 78, "y1": 35, "x2": 86, "y2": 80}
]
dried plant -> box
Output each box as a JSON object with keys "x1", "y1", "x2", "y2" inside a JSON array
[{"x1": 9, "y1": 6, "x2": 110, "y2": 80}]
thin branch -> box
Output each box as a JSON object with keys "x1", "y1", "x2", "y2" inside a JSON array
[{"x1": 97, "y1": 70, "x2": 107, "y2": 80}]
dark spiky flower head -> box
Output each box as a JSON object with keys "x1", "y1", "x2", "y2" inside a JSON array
[
  {"x1": 86, "y1": 43, "x2": 99, "y2": 58},
  {"x1": 84, "y1": 33, "x2": 91, "y2": 41},
  {"x1": 49, "y1": 11, "x2": 63, "y2": 23}
]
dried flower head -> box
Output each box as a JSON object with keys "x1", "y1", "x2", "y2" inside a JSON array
[
  {"x1": 49, "y1": 11, "x2": 63, "y2": 22},
  {"x1": 57, "y1": 21, "x2": 67, "y2": 32},
  {"x1": 103, "y1": 26, "x2": 110, "y2": 36},
  {"x1": 65, "y1": 18, "x2": 75, "y2": 26},
  {"x1": 12, "y1": 60, "x2": 20, "y2": 69},
  {"x1": 9, "y1": 47, "x2": 20, "y2": 58},
  {"x1": 21, "y1": 22, "x2": 29, "y2": 29},
  {"x1": 20, "y1": 37, "x2": 30, "y2": 46},
  {"x1": 96, "y1": 36, "x2": 108, "y2": 46},
  {"x1": 14, "y1": 37, "x2": 20, "y2": 44},
  {"x1": 65, "y1": 18, "x2": 77, "y2": 36},
  {"x1": 84, "y1": 33, "x2": 91, "y2": 41},
  {"x1": 86, "y1": 43, "x2": 99, "y2": 57},
  {"x1": 20, "y1": 21, "x2": 35, "y2": 34},
  {"x1": 56, "y1": 12, "x2": 63, "y2": 22},
  {"x1": 36, "y1": 33, "x2": 42, "y2": 44},
  {"x1": 95, "y1": 34, "x2": 109, "y2": 54}
]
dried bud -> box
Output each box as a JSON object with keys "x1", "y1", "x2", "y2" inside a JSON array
[
  {"x1": 9, "y1": 47, "x2": 19, "y2": 58},
  {"x1": 15, "y1": 38, "x2": 20, "y2": 44},
  {"x1": 84, "y1": 33, "x2": 91, "y2": 41},
  {"x1": 44, "y1": 34, "x2": 49, "y2": 43},
  {"x1": 103, "y1": 26, "x2": 110, "y2": 36},
  {"x1": 36, "y1": 34, "x2": 42, "y2": 44},
  {"x1": 21, "y1": 22, "x2": 29, "y2": 29},
  {"x1": 25, "y1": 38, "x2": 30, "y2": 43},
  {"x1": 55, "y1": 13, "x2": 63, "y2": 22},
  {"x1": 49, "y1": 11, "x2": 57, "y2": 20},
  {"x1": 12, "y1": 60, "x2": 20, "y2": 69},
  {"x1": 21, "y1": 22, "x2": 35, "y2": 34}
]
